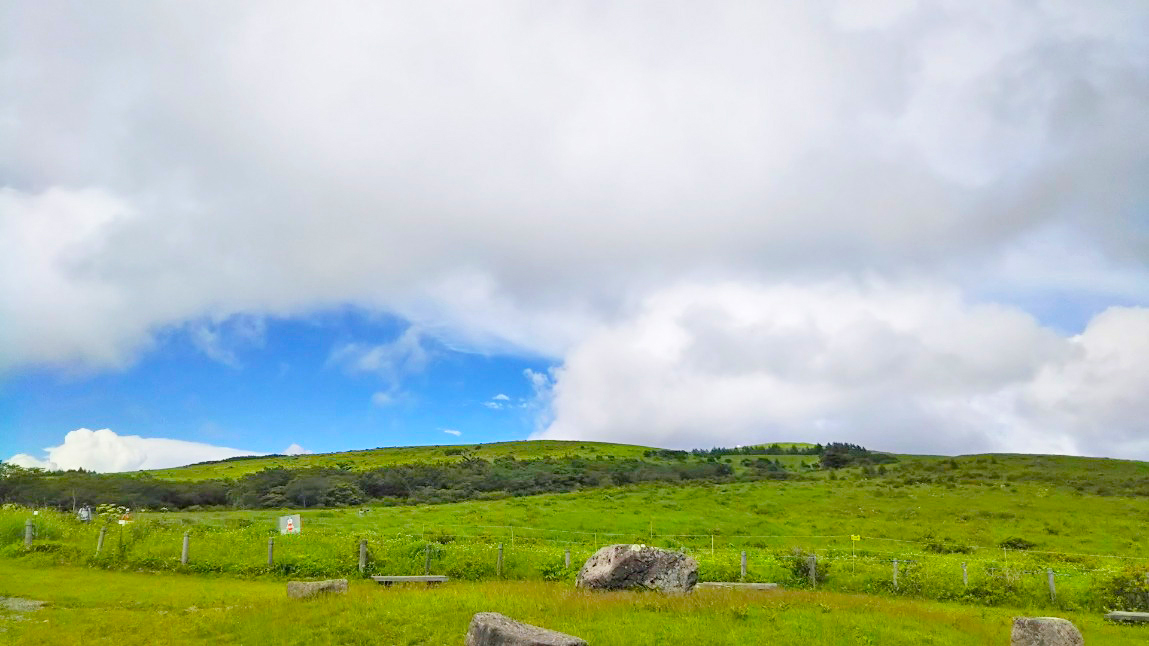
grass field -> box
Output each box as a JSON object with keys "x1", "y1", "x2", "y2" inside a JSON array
[
  {"x1": 6, "y1": 474, "x2": 1149, "y2": 612},
  {"x1": 8, "y1": 440, "x2": 1149, "y2": 639},
  {"x1": 1, "y1": 560, "x2": 1144, "y2": 645}
]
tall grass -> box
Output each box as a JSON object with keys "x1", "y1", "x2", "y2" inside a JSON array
[{"x1": 0, "y1": 505, "x2": 1142, "y2": 612}]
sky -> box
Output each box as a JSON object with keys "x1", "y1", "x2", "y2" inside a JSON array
[{"x1": 2, "y1": 1, "x2": 1148, "y2": 471}]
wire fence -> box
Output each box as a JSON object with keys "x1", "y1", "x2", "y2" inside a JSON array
[{"x1": 8, "y1": 510, "x2": 1149, "y2": 613}]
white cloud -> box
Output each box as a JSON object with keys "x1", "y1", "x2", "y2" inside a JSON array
[
  {"x1": 3, "y1": 428, "x2": 259, "y2": 473},
  {"x1": 329, "y1": 327, "x2": 431, "y2": 385},
  {"x1": 187, "y1": 315, "x2": 266, "y2": 368},
  {"x1": 483, "y1": 393, "x2": 513, "y2": 410},
  {"x1": 5, "y1": 454, "x2": 56, "y2": 471},
  {"x1": 442, "y1": 429, "x2": 462, "y2": 437},
  {"x1": 1, "y1": 2, "x2": 1144, "y2": 374},
  {"x1": 532, "y1": 281, "x2": 1149, "y2": 458},
  {"x1": 283, "y1": 443, "x2": 312, "y2": 455},
  {"x1": 1, "y1": 3, "x2": 1147, "y2": 457},
  {"x1": 371, "y1": 391, "x2": 395, "y2": 407}
]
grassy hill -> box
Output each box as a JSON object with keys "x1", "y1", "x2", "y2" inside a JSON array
[
  {"x1": 144, "y1": 440, "x2": 663, "y2": 481},
  {"x1": 6, "y1": 441, "x2": 1149, "y2": 614},
  {"x1": 145, "y1": 438, "x2": 1149, "y2": 500}
]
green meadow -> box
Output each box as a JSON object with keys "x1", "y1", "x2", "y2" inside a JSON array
[
  {"x1": 5, "y1": 473, "x2": 1149, "y2": 612},
  {"x1": 5, "y1": 441, "x2": 1149, "y2": 643},
  {"x1": 1, "y1": 560, "x2": 1144, "y2": 645}
]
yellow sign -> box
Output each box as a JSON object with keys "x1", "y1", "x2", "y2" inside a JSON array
[{"x1": 851, "y1": 535, "x2": 860, "y2": 541}]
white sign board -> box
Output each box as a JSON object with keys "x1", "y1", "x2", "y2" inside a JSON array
[{"x1": 278, "y1": 514, "x2": 301, "y2": 535}]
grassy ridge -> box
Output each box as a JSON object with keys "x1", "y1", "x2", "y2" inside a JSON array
[
  {"x1": 145, "y1": 440, "x2": 661, "y2": 481},
  {"x1": 1, "y1": 560, "x2": 1144, "y2": 645}
]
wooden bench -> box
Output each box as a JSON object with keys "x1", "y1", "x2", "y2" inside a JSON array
[
  {"x1": 371, "y1": 575, "x2": 449, "y2": 587},
  {"x1": 695, "y1": 582, "x2": 779, "y2": 591},
  {"x1": 1106, "y1": 611, "x2": 1149, "y2": 623}
]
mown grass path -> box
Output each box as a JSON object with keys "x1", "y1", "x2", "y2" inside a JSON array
[{"x1": 1, "y1": 561, "x2": 1145, "y2": 644}]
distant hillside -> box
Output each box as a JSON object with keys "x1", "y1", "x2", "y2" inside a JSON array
[
  {"x1": 147, "y1": 440, "x2": 839, "y2": 482},
  {"x1": 7, "y1": 438, "x2": 1148, "y2": 513},
  {"x1": 144, "y1": 440, "x2": 658, "y2": 481}
]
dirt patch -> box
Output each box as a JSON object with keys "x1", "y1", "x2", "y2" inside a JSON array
[{"x1": 0, "y1": 597, "x2": 45, "y2": 613}]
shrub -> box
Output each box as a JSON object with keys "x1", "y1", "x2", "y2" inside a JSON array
[
  {"x1": 538, "y1": 559, "x2": 576, "y2": 582},
  {"x1": 999, "y1": 537, "x2": 1037, "y2": 551},
  {"x1": 1096, "y1": 567, "x2": 1149, "y2": 611},
  {"x1": 923, "y1": 537, "x2": 974, "y2": 555},
  {"x1": 782, "y1": 547, "x2": 830, "y2": 586}
]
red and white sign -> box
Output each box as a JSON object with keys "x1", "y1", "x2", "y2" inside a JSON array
[{"x1": 279, "y1": 514, "x2": 301, "y2": 535}]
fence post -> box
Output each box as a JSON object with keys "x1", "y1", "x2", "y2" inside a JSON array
[
  {"x1": 711, "y1": 534, "x2": 715, "y2": 556},
  {"x1": 893, "y1": 559, "x2": 899, "y2": 590},
  {"x1": 359, "y1": 539, "x2": 367, "y2": 573},
  {"x1": 268, "y1": 538, "x2": 274, "y2": 567},
  {"x1": 564, "y1": 549, "x2": 571, "y2": 568},
  {"x1": 808, "y1": 555, "x2": 817, "y2": 588},
  {"x1": 96, "y1": 526, "x2": 106, "y2": 556},
  {"x1": 1047, "y1": 568, "x2": 1056, "y2": 602},
  {"x1": 511, "y1": 526, "x2": 514, "y2": 547},
  {"x1": 424, "y1": 544, "x2": 432, "y2": 575},
  {"x1": 181, "y1": 532, "x2": 190, "y2": 565},
  {"x1": 741, "y1": 551, "x2": 747, "y2": 580},
  {"x1": 962, "y1": 562, "x2": 968, "y2": 588},
  {"x1": 497, "y1": 543, "x2": 504, "y2": 578},
  {"x1": 24, "y1": 519, "x2": 34, "y2": 548}
]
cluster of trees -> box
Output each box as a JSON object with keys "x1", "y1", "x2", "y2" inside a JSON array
[
  {"x1": 688, "y1": 444, "x2": 826, "y2": 457},
  {"x1": 818, "y1": 443, "x2": 897, "y2": 469},
  {"x1": 739, "y1": 457, "x2": 796, "y2": 479},
  {"x1": 0, "y1": 456, "x2": 737, "y2": 511}
]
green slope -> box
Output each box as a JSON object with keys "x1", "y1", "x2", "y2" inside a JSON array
[{"x1": 145, "y1": 439, "x2": 661, "y2": 481}]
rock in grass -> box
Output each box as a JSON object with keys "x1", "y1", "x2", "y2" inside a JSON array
[
  {"x1": 576, "y1": 544, "x2": 698, "y2": 594},
  {"x1": 1010, "y1": 617, "x2": 1083, "y2": 646},
  {"x1": 465, "y1": 612, "x2": 587, "y2": 646},
  {"x1": 286, "y1": 579, "x2": 348, "y2": 599}
]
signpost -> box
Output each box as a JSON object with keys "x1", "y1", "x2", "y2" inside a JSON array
[{"x1": 279, "y1": 514, "x2": 301, "y2": 535}]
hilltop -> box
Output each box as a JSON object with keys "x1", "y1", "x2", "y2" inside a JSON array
[
  {"x1": 144, "y1": 440, "x2": 827, "y2": 481},
  {"x1": 144, "y1": 439, "x2": 660, "y2": 481}
]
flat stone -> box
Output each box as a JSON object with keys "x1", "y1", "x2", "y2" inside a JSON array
[
  {"x1": 371, "y1": 575, "x2": 448, "y2": 585},
  {"x1": 465, "y1": 612, "x2": 587, "y2": 646},
  {"x1": 576, "y1": 544, "x2": 698, "y2": 594},
  {"x1": 1106, "y1": 611, "x2": 1149, "y2": 623},
  {"x1": 695, "y1": 582, "x2": 779, "y2": 591},
  {"x1": 286, "y1": 579, "x2": 348, "y2": 599},
  {"x1": 1010, "y1": 617, "x2": 1083, "y2": 646}
]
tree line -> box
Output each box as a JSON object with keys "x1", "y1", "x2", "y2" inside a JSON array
[
  {"x1": 0, "y1": 442, "x2": 895, "y2": 511},
  {"x1": 0, "y1": 455, "x2": 737, "y2": 511}
]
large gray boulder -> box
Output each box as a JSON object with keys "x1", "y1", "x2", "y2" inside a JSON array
[
  {"x1": 576, "y1": 544, "x2": 698, "y2": 594},
  {"x1": 286, "y1": 579, "x2": 348, "y2": 599},
  {"x1": 465, "y1": 612, "x2": 587, "y2": 646},
  {"x1": 1010, "y1": 617, "x2": 1083, "y2": 646}
]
